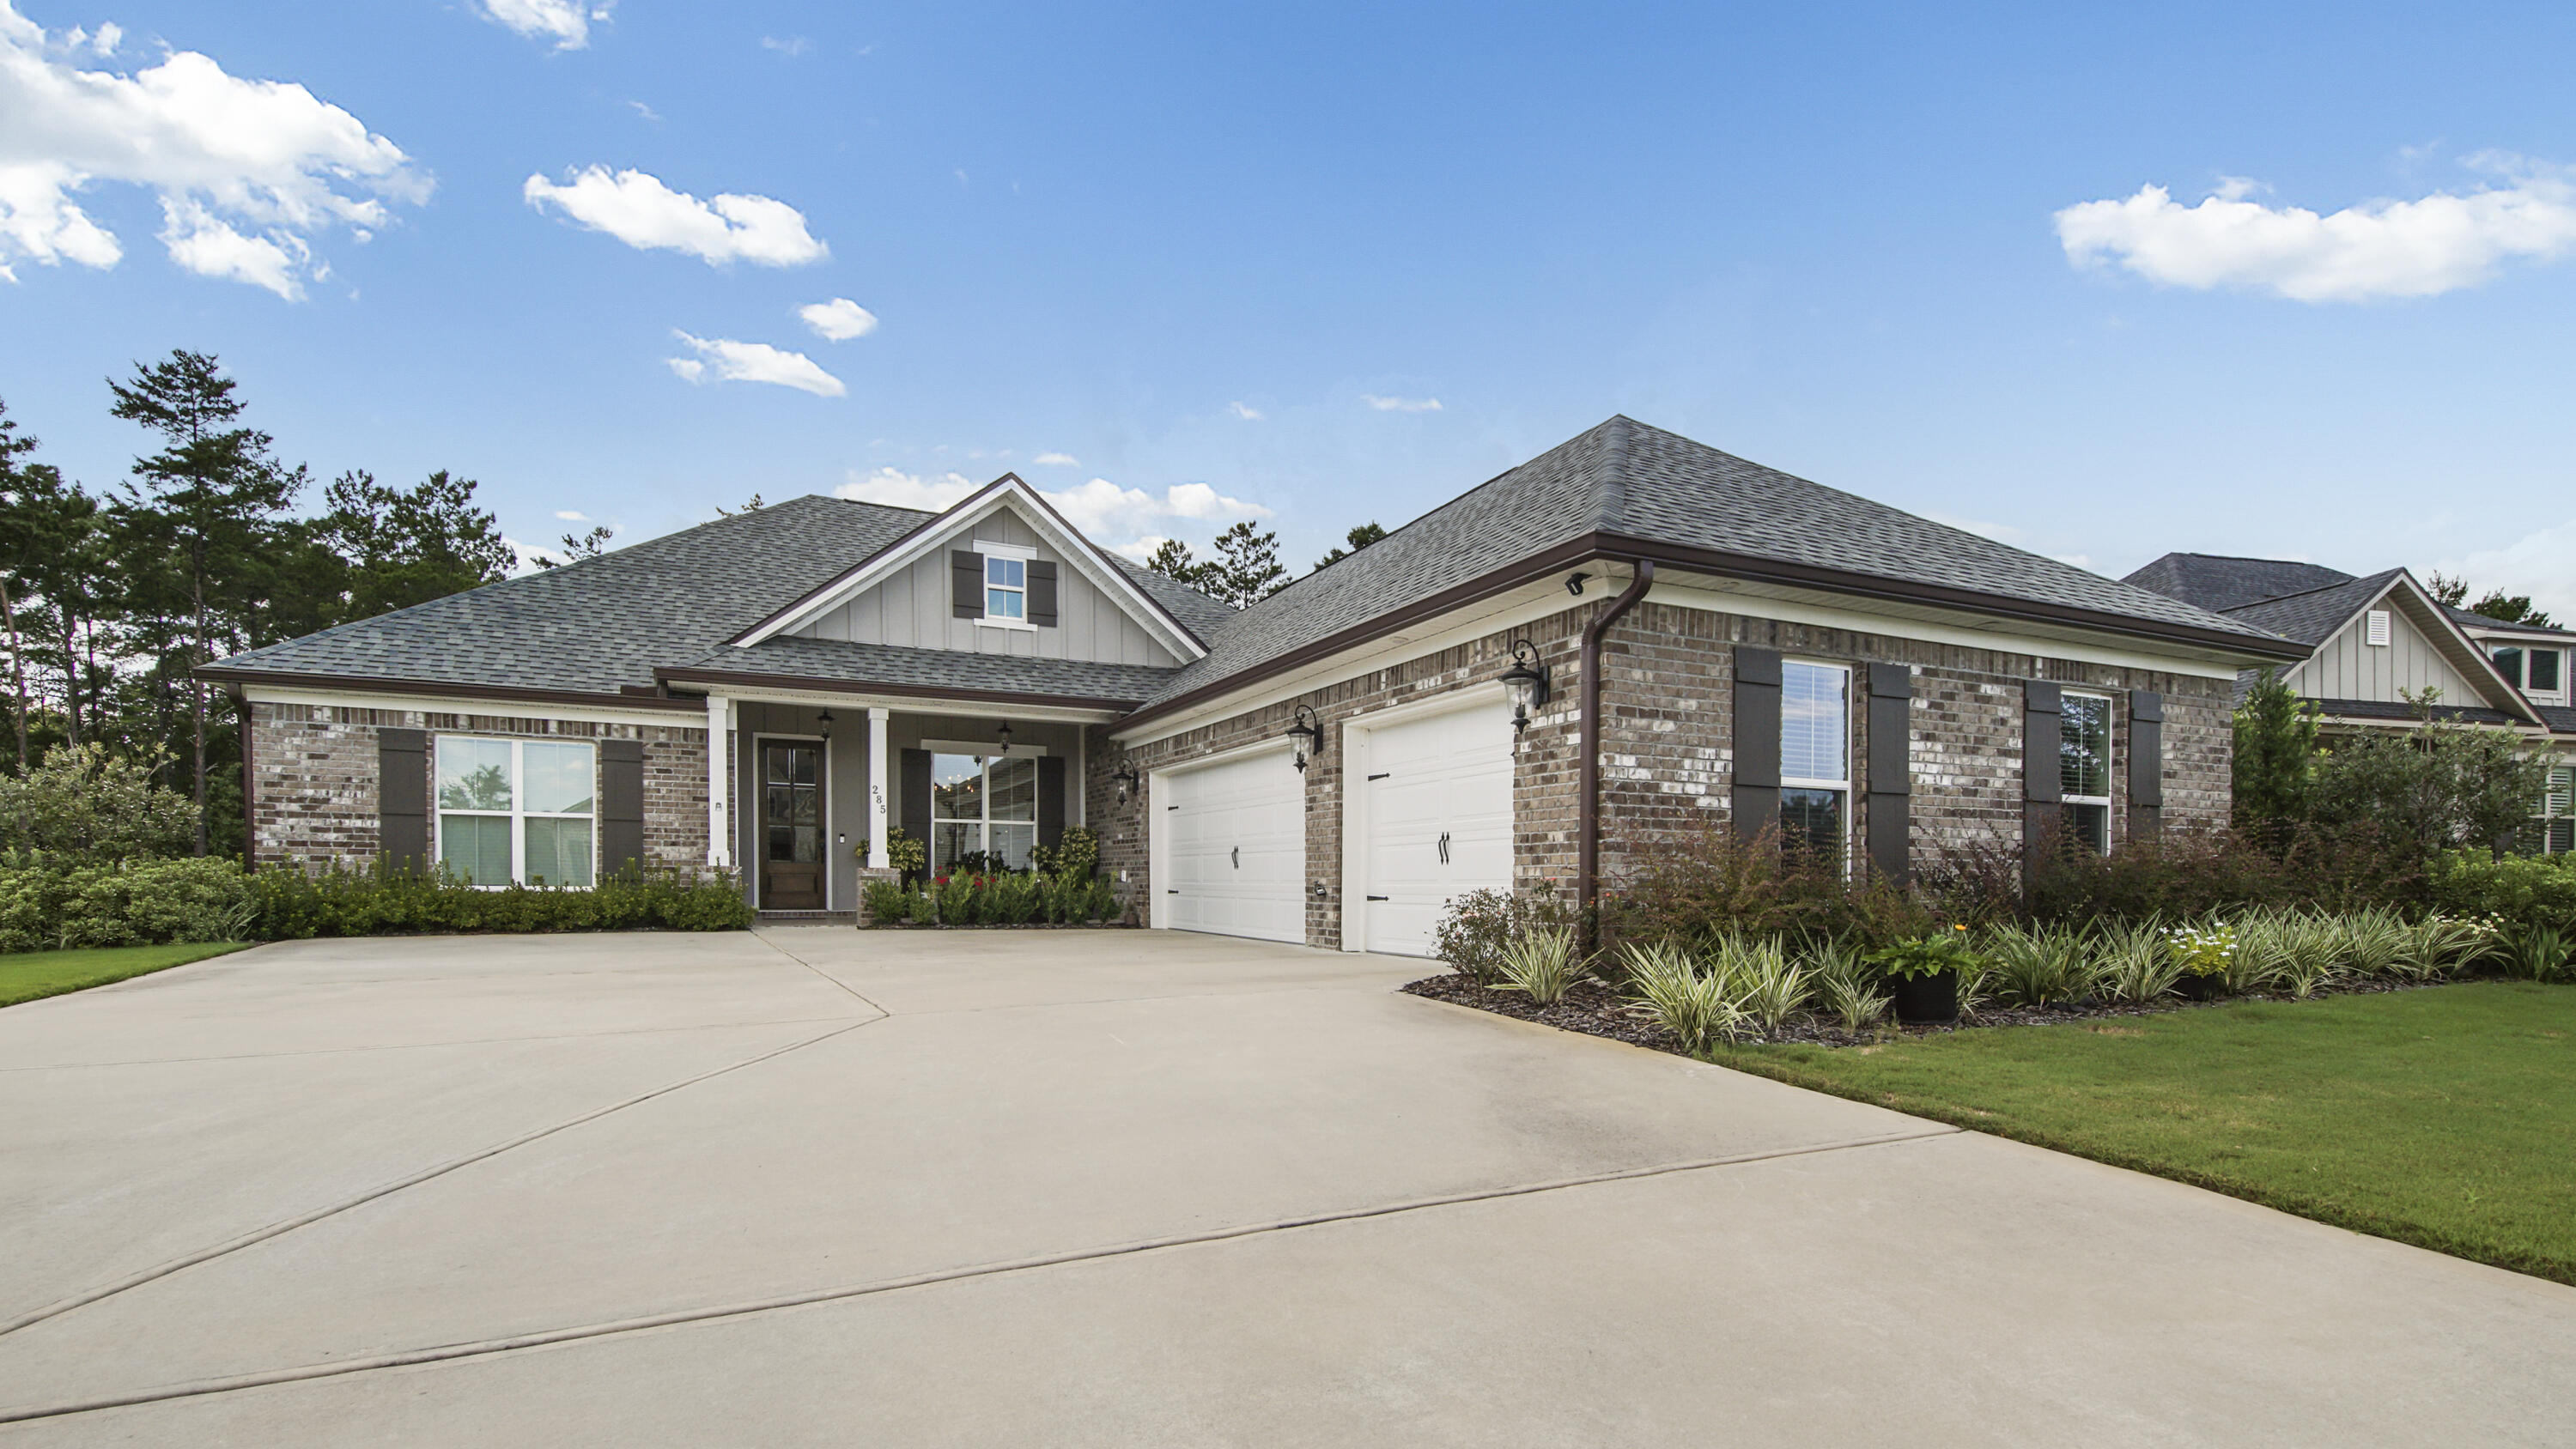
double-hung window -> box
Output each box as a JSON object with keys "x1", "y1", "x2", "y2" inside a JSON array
[
  {"x1": 2060, "y1": 693, "x2": 2113, "y2": 853},
  {"x1": 929, "y1": 752, "x2": 1039, "y2": 872},
  {"x1": 985, "y1": 556, "x2": 1027, "y2": 621},
  {"x1": 2529, "y1": 765, "x2": 2575, "y2": 856},
  {"x1": 435, "y1": 737, "x2": 597, "y2": 887},
  {"x1": 1779, "y1": 661, "x2": 1850, "y2": 864}
]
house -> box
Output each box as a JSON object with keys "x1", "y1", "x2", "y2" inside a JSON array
[
  {"x1": 2124, "y1": 553, "x2": 2576, "y2": 852},
  {"x1": 203, "y1": 417, "x2": 2304, "y2": 952}
]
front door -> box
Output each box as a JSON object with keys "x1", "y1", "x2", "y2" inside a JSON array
[{"x1": 760, "y1": 741, "x2": 825, "y2": 909}]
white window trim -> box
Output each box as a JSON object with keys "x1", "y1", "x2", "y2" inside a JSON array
[
  {"x1": 434, "y1": 737, "x2": 598, "y2": 888},
  {"x1": 927, "y1": 750, "x2": 1042, "y2": 869},
  {"x1": 2520, "y1": 647, "x2": 2567, "y2": 705},
  {"x1": 2062, "y1": 691, "x2": 2115, "y2": 852},
  {"x1": 1779, "y1": 660, "x2": 1854, "y2": 867}
]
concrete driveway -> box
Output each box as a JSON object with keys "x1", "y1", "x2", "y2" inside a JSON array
[{"x1": 2, "y1": 930, "x2": 2569, "y2": 1445}]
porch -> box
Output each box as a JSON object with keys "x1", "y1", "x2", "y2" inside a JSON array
[{"x1": 693, "y1": 690, "x2": 1115, "y2": 914}]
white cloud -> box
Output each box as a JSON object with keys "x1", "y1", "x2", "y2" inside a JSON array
[
  {"x1": 555, "y1": 509, "x2": 587, "y2": 521},
  {"x1": 524, "y1": 166, "x2": 826, "y2": 266},
  {"x1": 759, "y1": 35, "x2": 809, "y2": 57},
  {"x1": 477, "y1": 0, "x2": 607, "y2": 50},
  {"x1": 1361, "y1": 394, "x2": 1442, "y2": 412},
  {"x1": 667, "y1": 332, "x2": 845, "y2": 397},
  {"x1": 1112, "y1": 535, "x2": 1168, "y2": 564},
  {"x1": 1226, "y1": 401, "x2": 1263, "y2": 421},
  {"x1": 2433, "y1": 521, "x2": 2576, "y2": 629},
  {"x1": 1032, "y1": 452, "x2": 1079, "y2": 467},
  {"x1": 2054, "y1": 159, "x2": 2576, "y2": 302},
  {"x1": 798, "y1": 296, "x2": 878, "y2": 340},
  {"x1": 0, "y1": 3, "x2": 424, "y2": 294},
  {"x1": 625, "y1": 100, "x2": 659, "y2": 122},
  {"x1": 836, "y1": 466, "x2": 981, "y2": 512},
  {"x1": 835, "y1": 469, "x2": 1268, "y2": 545}
]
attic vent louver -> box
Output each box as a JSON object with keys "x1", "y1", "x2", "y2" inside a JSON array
[{"x1": 2365, "y1": 609, "x2": 2391, "y2": 647}]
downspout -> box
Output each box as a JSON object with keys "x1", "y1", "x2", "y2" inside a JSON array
[{"x1": 1577, "y1": 559, "x2": 1656, "y2": 937}]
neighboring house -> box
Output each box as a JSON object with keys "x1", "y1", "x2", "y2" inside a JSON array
[
  {"x1": 204, "y1": 417, "x2": 2301, "y2": 953},
  {"x1": 2125, "y1": 553, "x2": 2576, "y2": 852}
]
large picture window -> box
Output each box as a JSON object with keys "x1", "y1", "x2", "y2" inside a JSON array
[
  {"x1": 1779, "y1": 661, "x2": 1850, "y2": 864},
  {"x1": 436, "y1": 737, "x2": 596, "y2": 887},
  {"x1": 931, "y1": 752, "x2": 1038, "y2": 871},
  {"x1": 2060, "y1": 693, "x2": 2113, "y2": 853}
]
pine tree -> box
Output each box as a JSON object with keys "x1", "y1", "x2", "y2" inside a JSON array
[
  {"x1": 1143, "y1": 537, "x2": 1206, "y2": 586},
  {"x1": 2232, "y1": 670, "x2": 2319, "y2": 826},
  {"x1": 1201, "y1": 521, "x2": 1288, "y2": 608},
  {"x1": 318, "y1": 470, "x2": 515, "y2": 621},
  {"x1": 1314, "y1": 520, "x2": 1386, "y2": 572},
  {"x1": 109, "y1": 350, "x2": 304, "y2": 856}
]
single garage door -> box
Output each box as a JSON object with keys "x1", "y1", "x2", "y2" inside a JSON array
[
  {"x1": 1357, "y1": 704, "x2": 1514, "y2": 956},
  {"x1": 1160, "y1": 748, "x2": 1306, "y2": 943}
]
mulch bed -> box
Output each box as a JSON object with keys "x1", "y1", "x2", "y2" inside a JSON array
[{"x1": 1400, "y1": 969, "x2": 2439, "y2": 1057}]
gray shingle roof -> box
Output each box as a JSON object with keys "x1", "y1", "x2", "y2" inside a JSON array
[
  {"x1": 2220, "y1": 570, "x2": 2403, "y2": 647},
  {"x1": 1134, "y1": 415, "x2": 2290, "y2": 714},
  {"x1": 206, "y1": 494, "x2": 1228, "y2": 700},
  {"x1": 2445, "y1": 603, "x2": 2576, "y2": 640},
  {"x1": 667, "y1": 636, "x2": 1178, "y2": 704},
  {"x1": 2123, "y1": 553, "x2": 2358, "y2": 613}
]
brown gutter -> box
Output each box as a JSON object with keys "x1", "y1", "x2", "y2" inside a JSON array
[
  {"x1": 193, "y1": 666, "x2": 708, "y2": 713},
  {"x1": 1577, "y1": 561, "x2": 1655, "y2": 929},
  {"x1": 1113, "y1": 530, "x2": 2306, "y2": 737},
  {"x1": 653, "y1": 665, "x2": 1144, "y2": 714},
  {"x1": 233, "y1": 684, "x2": 255, "y2": 865}
]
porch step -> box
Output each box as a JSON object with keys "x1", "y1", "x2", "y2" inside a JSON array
[{"x1": 756, "y1": 910, "x2": 858, "y2": 925}]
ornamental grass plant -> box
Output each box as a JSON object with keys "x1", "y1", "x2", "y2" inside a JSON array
[{"x1": 1496, "y1": 924, "x2": 1585, "y2": 1005}]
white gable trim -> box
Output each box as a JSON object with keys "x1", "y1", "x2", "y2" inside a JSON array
[{"x1": 730, "y1": 475, "x2": 1208, "y2": 661}]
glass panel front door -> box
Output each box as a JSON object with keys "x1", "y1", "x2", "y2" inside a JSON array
[{"x1": 760, "y1": 742, "x2": 826, "y2": 909}]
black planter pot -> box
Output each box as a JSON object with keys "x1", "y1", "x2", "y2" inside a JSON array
[
  {"x1": 1892, "y1": 970, "x2": 1959, "y2": 1024},
  {"x1": 2175, "y1": 974, "x2": 2223, "y2": 1002}
]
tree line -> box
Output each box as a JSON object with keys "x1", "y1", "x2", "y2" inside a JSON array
[{"x1": 0, "y1": 351, "x2": 515, "y2": 858}]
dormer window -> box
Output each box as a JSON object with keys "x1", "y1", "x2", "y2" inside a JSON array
[{"x1": 2493, "y1": 646, "x2": 2565, "y2": 696}]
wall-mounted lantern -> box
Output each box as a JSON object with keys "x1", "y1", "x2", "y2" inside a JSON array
[
  {"x1": 994, "y1": 721, "x2": 1013, "y2": 754},
  {"x1": 1499, "y1": 638, "x2": 1550, "y2": 733},
  {"x1": 1112, "y1": 765, "x2": 1140, "y2": 804},
  {"x1": 1285, "y1": 703, "x2": 1324, "y2": 773},
  {"x1": 816, "y1": 709, "x2": 835, "y2": 741}
]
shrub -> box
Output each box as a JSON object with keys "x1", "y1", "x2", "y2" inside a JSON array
[
  {"x1": 244, "y1": 862, "x2": 752, "y2": 940},
  {"x1": 0, "y1": 855, "x2": 257, "y2": 952},
  {"x1": 2496, "y1": 924, "x2": 2572, "y2": 983},
  {"x1": 2429, "y1": 851, "x2": 2576, "y2": 937},
  {"x1": 1609, "y1": 826, "x2": 1932, "y2": 950},
  {"x1": 1435, "y1": 886, "x2": 1580, "y2": 985},
  {"x1": 1712, "y1": 932, "x2": 1812, "y2": 1030},
  {"x1": 1622, "y1": 939, "x2": 1746, "y2": 1052},
  {"x1": 1807, "y1": 939, "x2": 1890, "y2": 1033},
  {"x1": 1986, "y1": 922, "x2": 2098, "y2": 1005},
  {"x1": 2094, "y1": 919, "x2": 2187, "y2": 1004},
  {"x1": 1495, "y1": 924, "x2": 1583, "y2": 1004},
  {"x1": 0, "y1": 743, "x2": 199, "y2": 862}
]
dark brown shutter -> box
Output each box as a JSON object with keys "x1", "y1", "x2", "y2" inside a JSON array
[
  {"x1": 951, "y1": 550, "x2": 985, "y2": 619},
  {"x1": 1038, "y1": 755, "x2": 1066, "y2": 848},
  {"x1": 1865, "y1": 663, "x2": 1911, "y2": 885},
  {"x1": 599, "y1": 738, "x2": 645, "y2": 879},
  {"x1": 1732, "y1": 646, "x2": 1782, "y2": 840},
  {"x1": 902, "y1": 749, "x2": 933, "y2": 845},
  {"x1": 2024, "y1": 681, "x2": 2063, "y2": 857},
  {"x1": 2129, "y1": 690, "x2": 2164, "y2": 840},
  {"x1": 379, "y1": 728, "x2": 428, "y2": 876},
  {"x1": 1027, "y1": 560, "x2": 1059, "y2": 627}
]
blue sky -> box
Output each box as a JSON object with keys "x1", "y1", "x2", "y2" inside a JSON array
[{"x1": 5, "y1": 1, "x2": 2574, "y2": 611}]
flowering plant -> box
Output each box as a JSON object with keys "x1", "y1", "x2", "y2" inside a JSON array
[
  {"x1": 2165, "y1": 923, "x2": 2237, "y2": 979},
  {"x1": 1864, "y1": 925, "x2": 1984, "y2": 982}
]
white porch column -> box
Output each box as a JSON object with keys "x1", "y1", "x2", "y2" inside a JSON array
[
  {"x1": 867, "y1": 706, "x2": 891, "y2": 868},
  {"x1": 705, "y1": 694, "x2": 732, "y2": 868}
]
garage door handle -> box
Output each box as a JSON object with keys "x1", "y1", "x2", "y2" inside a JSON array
[
  {"x1": 1230, "y1": 846, "x2": 1240, "y2": 870},
  {"x1": 1365, "y1": 772, "x2": 1390, "y2": 780},
  {"x1": 1438, "y1": 830, "x2": 1450, "y2": 864},
  {"x1": 1365, "y1": 894, "x2": 1388, "y2": 901}
]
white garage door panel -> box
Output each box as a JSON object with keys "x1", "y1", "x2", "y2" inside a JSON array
[
  {"x1": 1163, "y1": 750, "x2": 1305, "y2": 944},
  {"x1": 1360, "y1": 705, "x2": 1514, "y2": 957}
]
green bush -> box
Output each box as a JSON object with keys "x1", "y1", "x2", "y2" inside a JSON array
[
  {"x1": 862, "y1": 860, "x2": 1121, "y2": 928},
  {"x1": 245, "y1": 863, "x2": 752, "y2": 940},
  {"x1": 2429, "y1": 850, "x2": 2576, "y2": 937},
  {"x1": 0, "y1": 856, "x2": 257, "y2": 952}
]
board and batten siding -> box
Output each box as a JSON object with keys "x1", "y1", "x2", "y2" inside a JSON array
[
  {"x1": 2293, "y1": 597, "x2": 2488, "y2": 705},
  {"x1": 789, "y1": 508, "x2": 1181, "y2": 667}
]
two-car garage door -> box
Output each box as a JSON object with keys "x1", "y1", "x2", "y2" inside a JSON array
[{"x1": 1155, "y1": 701, "x2": 1513, "y2": 957}]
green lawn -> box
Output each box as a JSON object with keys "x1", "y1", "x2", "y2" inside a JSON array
[
  {"x1": 1721, "y1": 982, "x2": 2576, "y2": 1284},
  {"x1": 0, "y1": 942, "x2": 248, "y2": 1009}
]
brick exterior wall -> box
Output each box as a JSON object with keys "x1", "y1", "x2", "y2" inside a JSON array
[
  {"x1": 1091, "y1": 599, "x2": 2235, "y2": 949},
  {"x1": 248, "y1": 700, "x2": 710, "y2": 875}
]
